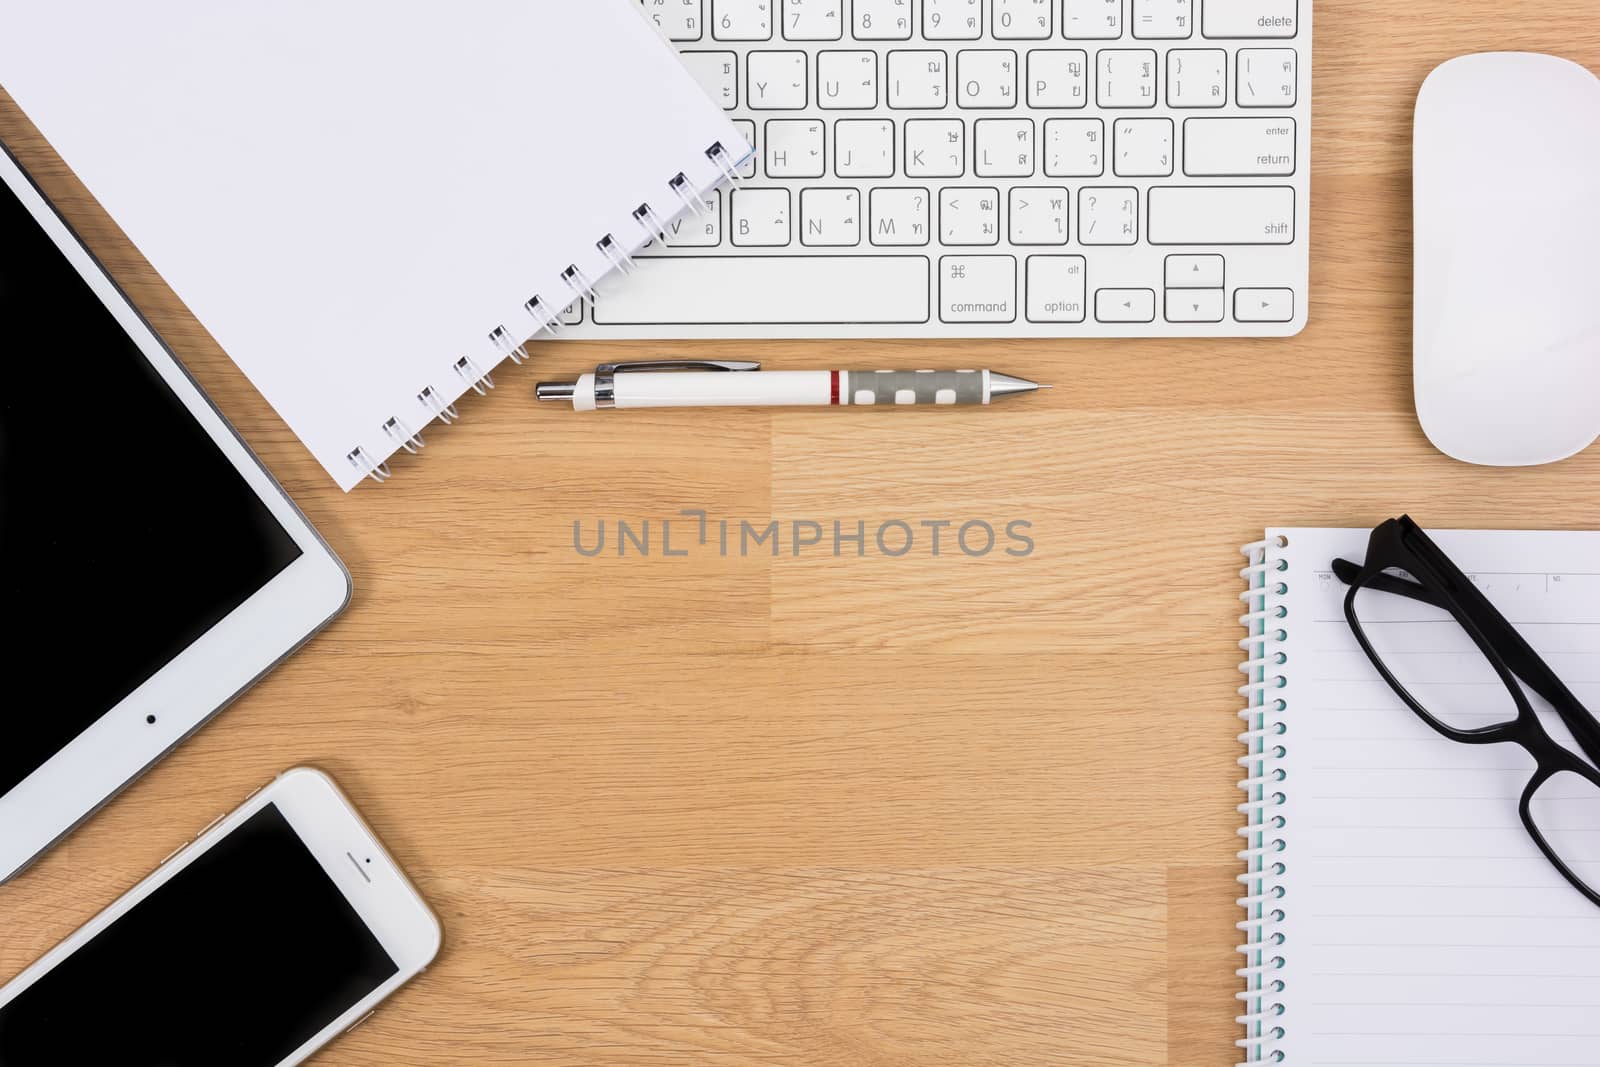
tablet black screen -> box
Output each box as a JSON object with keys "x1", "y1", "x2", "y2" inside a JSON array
[{"x1": 0, "y1": 158, "x2": 303, "y2": 797}]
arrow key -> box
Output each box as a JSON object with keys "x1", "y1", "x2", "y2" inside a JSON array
[
  {"x1": 1164, "y1": 254, "x2": 1225, "y2": 289},
  {"x1": 1235, "y1": 287, "x2": 1295, "y2": 323},
  {"x1": 1095, "y1": 288, "x2": 1157, "y2": 323},
  {"x1": 1165, "y1": 288, "x2": 1225, "y2": 323}
]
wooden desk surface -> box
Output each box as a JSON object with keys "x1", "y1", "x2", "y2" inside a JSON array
[{"x1": 6, "y1": 7, "x2": 1600, "y2": 1063}]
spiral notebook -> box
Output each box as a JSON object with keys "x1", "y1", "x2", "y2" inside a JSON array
[
  {"x1": 1235, "y1": 528, "x2": 1600, "y2": 1066},
  {"x1": 0, "y1": 1, "x2": 746, "y2": 489}
]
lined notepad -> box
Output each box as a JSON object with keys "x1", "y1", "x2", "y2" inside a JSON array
[
  {"x1": 0, "y1": 1, "x2": 746, "y2": 489},
  {"x1": 1237, "y1": 528, "x2": 1600, "y2": 1066}
]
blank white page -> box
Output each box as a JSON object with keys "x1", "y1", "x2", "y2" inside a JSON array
[
  {"x1": 1261, "y1": 528, "x2": 1600, "y2": 1066},
  {"x1": 0, "y1": 1, "x2": 744, "y2": 488}
]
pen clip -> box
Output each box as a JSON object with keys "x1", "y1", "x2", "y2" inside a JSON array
[
  {"x1": 594, "y1": 360, "x2": 760, "y2": 375},
  {"x1": 592, "y1": 360, "x2": 759, "y2": 408}
]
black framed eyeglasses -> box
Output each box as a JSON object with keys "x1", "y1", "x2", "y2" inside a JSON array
[{"x1": 1335, "y1": 516, "x2": 1600, "y2": 908}]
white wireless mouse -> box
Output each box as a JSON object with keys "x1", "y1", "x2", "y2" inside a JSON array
[{"x1": 1414, "y1": 53, "x2": 1600, "y2": 465}]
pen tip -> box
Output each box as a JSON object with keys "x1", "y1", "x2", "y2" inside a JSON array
[{"x1": 988, "y1": 373, "x2": 1049, "y2": 399}]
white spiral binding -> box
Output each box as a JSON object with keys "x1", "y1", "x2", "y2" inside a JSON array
[
  {"x1": 353, "y1": 147, "x2": 739, "y2": 484},
  {"x1": 706, "y1": 141, "x2": 744, "y2": 186},
  {"x1": 561, "y1": 263, "x2": 601, "y2": 305},
  {"x1": 417, "y1": 386, "x2": 458, "y2": 425},
  {"x1": 667, "y1": 171, "x2": 704, "y2": 217},
  {"x1": 489, "y1": 326, "x2": 530, "y2": 366},
  {"x1": 524, "y1": 295, "x2": 564, "y2": 337},
  {"x1": 1236, "y1": 536, "x2": 1291, "y2": 1065},
  {"x1": 596, "y1": 234, "x2": 636, "y2": 276},
  {"x1": 633, "y1": 202, "x2": 671, "y2": 241},
  {"x1": 382, "y1": 416, "x2": 425, "y2": 455},
  {"x1": 345, "y1": 446, "x2": 390, "y2": 484},
  {"x1": 454, "y1": 355, "x2": 495, "y2": 395}
]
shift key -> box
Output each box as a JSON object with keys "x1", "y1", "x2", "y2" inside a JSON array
[{"x1": 1148, "y1": 186, "x2": 1295, "y2": 245}]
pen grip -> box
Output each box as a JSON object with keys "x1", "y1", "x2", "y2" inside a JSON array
[{"x1": 841, "y1": 370, "x2": 987, "y2": 406}]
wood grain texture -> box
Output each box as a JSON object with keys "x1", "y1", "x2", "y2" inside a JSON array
[{"x1": 5, "y1": 7, "x2": 1600, "y2": 1062}]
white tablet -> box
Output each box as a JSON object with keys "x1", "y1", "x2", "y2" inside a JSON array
[{"x1": 0, "y1": 143, "x2": 351, "y2": 883}]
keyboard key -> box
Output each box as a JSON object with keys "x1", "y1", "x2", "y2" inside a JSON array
[
  {"x1": 940, "y1": 255, "x2": 1017, "y2": 322},
  {"x1": 644, "y1": 0, "x2": 705, "y2": 40},
  {"x1": 1133, "y1": 0, "x2": 1192, "y2": 39},
  {"x1": 1235, "y1": 287, "x2": 1294, "y2": 322},
  {"x1": 940, "y1": 186, "x2": 1001, "y2": 245},
  {"x1": 733, "y1": 119, "x2": 758, "y2": 176},
  {"x1": 1097, "y1": 50, "x2": 1158, "y2": 108},
  {"x1": 1203, "y1": 0, "x2": 1299, "y2": 38},
  {"x1": 765, "y1": 119, "x2": 826, "y2": 176},
  {"x1": 748, "y1": 50, "x2": 808, "y2": 108},
  {"x1": 731, "y1": 187, "x2": 793, "y2": 245},
  {"x1": 1062, "y1": 0, "x2": 1123, "y2": 39},
  {"x1": 1238, "y1": 48, "x2": 1298, "y2": 106},
  {"x1": 835, "y1": 119, "x2": 896, "y2": 176},
  {"x1": 1165, "y1": 253, "x2": 1225, "y2": 288},
  {"x1": 853, "y1": 0, "x2": 914, "y2": 39},
  {"x1": 713, "y1": 0, "x2": 774, "y2": 39},
  {"x1": 905, "y1": 118, "x2": 965, "y2": 177},
  {"x1": 681, "y1": 51, "x2": 739, "y2": 109},
  {"x1": 1166, "y1": 289, "x2": 1225, "y2": 322},
  {"x1": 1113, "y1": 117, "x2": 1173, "y2": 176},
  {"x1": 1043, "y1": 118, "x2": 1105, "y2": 177},
  {"x1": 1026, "y1": 255, "x2": 1087, "y2": 321},
  {"x1": 993, "y1": 0, "x2": 1052, "y2": 39},
  {"x1": 783, "y1": 0, "x2": 843, "y2": 39},
  {"x1": 870, "y1": 187, "x2": 932, "y2": 244},
  {"x1": 1026, "y1": 50, "x2": 1088, "y2": 108},
  {"x1": 887, "y1": 50, "x2": 949, "y2": 108},
  {"x1": 1078, "y1": 187, "x2": 1138, "y2": 244},
  {"x1": 1168, "y1": 48, "x2": 1226, "y2": 107},
  {"x1": 595, "y1": 256, "x2": 931, "y2": 324},
  {"x1": 663, "y1": 192, "x2": 724, "y2": 247},
  {"x1": 801, "y1": 187, "x2": 862, "y2": 245},
  {"x1": 562, "y1": 300, "x2": 584, "y2": 325},
  {"x1": 870, "y1": 187, "x2": 933, "y2": 245},
  {"x1": 1096, "y1": 288, "x2": 1156, "y2": 322},
  {"x1": 924, "y1": 0, "x2": 982, "y2": 40},
  {"x1": 1147, "y1": 185, "x2": 1294, "y2": 244},
  {"x1": 1183, "y1": 117, "x2": 1296, "y2": 176},
  {"x1": 1009, "y1": 187, "x2": 1070, "y2": 244},
  {"x1": 818, "y1": 50, "x2": 879, "y2": 108},
  {"x1": 956, "y1": 50, "x2": 1019, "y2": 108},
  {"x1": 975, "y1": 118, "x2": 1036, "y2": 177}
]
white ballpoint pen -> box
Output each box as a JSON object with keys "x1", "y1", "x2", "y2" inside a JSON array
[{"x1": 535, "y1": 360, "x2": 1047, "y2": 411}]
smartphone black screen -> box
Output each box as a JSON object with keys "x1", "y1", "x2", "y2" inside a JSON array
[{"x1": 0, "y1": 803, "x2": 398, "y2": 1065}]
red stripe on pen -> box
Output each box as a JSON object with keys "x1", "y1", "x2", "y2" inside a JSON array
[{"x1": 830, "y1": 369, "x2": 840, "y2": 406}]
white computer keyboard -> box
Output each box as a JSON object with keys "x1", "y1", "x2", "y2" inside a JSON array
[{"x1": 569, "y1": 0, "x2": 1310, "y2": 340}]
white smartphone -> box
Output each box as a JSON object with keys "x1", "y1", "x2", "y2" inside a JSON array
[{"x1": 0, "y1": 768, "x2": 441, "y2": 1066}]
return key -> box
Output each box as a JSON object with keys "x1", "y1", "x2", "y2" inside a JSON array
[{"x1": 1183, "y1": 118, "x2": 1297, "y2": 177}]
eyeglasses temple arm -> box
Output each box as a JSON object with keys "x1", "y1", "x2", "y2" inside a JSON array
[
  {"x1": 1332, "y1": 557, "x2": 1600, "y2": 769},
  {"x1": 1331, "y1": 559, "x2": 1446, "y2": 607}
]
